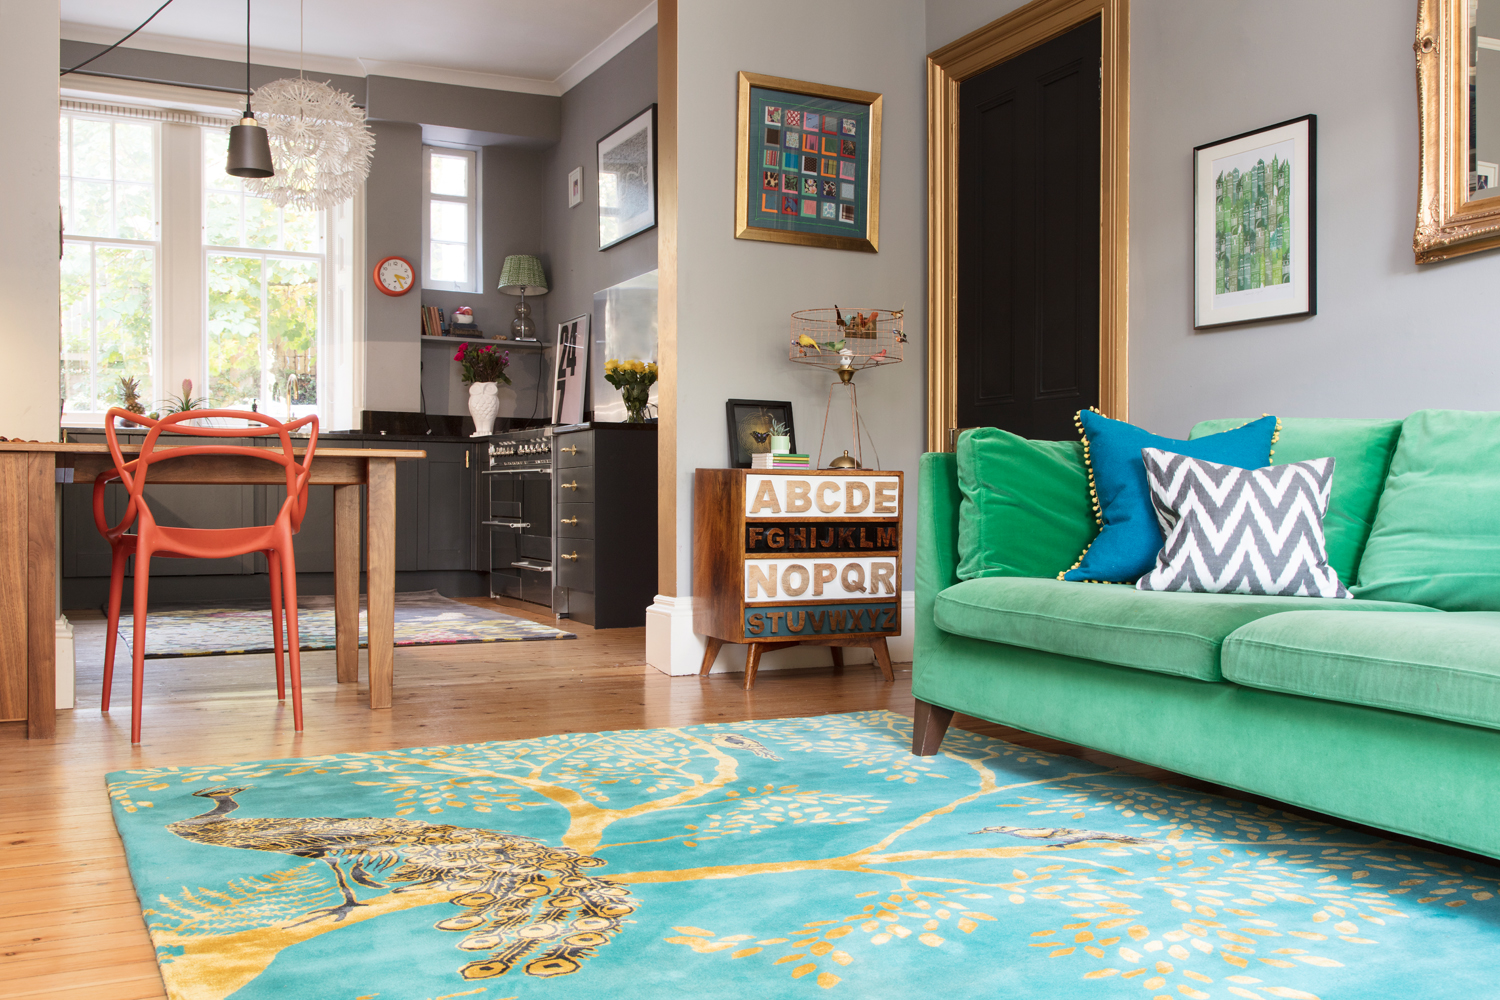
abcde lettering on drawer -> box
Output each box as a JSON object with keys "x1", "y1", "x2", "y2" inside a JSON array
[{"x1": 745, "y1": 474, "x2": 900, "y2": 518}]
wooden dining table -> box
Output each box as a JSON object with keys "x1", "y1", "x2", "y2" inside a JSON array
[{"x1": 0, "y1": 441, "x2": 425, "y2": 738}]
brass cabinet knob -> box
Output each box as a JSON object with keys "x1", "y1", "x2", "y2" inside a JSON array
[
  {"x1": 561, "y1": 480, "x2": 580, "y2": 490},
  {"x1": 560, "y1": 516, "x2": 579, "y2": 525},
  {"x1": 560, "y1": 551, "x2": 580, "y2": 561},
  {"x1": 561, "y1": 445, "x2": 579, "y2": 455}
]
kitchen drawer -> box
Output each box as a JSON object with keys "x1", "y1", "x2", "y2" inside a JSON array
[
  {"x1": 555, "y1": 466, "x2": 595, "y2": 504},
  {"x1": 557, "y1": 537, "x2": 595, "y2": 590},
  {"x1": 557, "y1": 502, "x2": 594, "y2": 539},
  {"x1": 556, "y1": 431, "x2": 594, "y2": 469}
]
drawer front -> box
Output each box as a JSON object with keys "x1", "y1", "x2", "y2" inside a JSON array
[
  {"x1": 557, "y1": 537, "x2": 595, "y2": 590},
  {"x1": 556, "y1": 431, "x2": 595, "y2": 469},
  {"x1": 555, "y1": 466, "x2": 595, "y2": 504},
  {"x1": 557, "y1": 502, "x2": 594, "y2": 539}
]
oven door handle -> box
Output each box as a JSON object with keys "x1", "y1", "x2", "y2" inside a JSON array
[
  {"x1": 484, "y1": 520, "x2": 531, "y2": 530},
  {"x1": 511, "y1": 560, "x2": 553, "y2": 573}
]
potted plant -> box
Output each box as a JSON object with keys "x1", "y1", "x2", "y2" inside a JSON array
[
  {"x1": 603, "y1": 358, "x2": 658, "y2": 423},
  {"x1": 455, "y1": 342, "x2": 512, "y2": 437},
  {"x1": 769, "y1": 418, "x2": 791, "y2": 455}
]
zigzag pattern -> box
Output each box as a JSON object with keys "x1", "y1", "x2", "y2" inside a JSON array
[{"x1": 1135, "y1": 448, "x2": 1350, "y2": 598}]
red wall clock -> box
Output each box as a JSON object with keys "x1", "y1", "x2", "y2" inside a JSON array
[{"x1": 373, "y1": 256, "x2": 415, "y2": 296}]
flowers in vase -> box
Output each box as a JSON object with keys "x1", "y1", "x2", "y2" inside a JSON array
[
  {"x1": 454, "y1": 342, "x2": 512, "y2": 385},
  {"x1": 604, "y1": 358, "x2": 658, "y2": 422}
]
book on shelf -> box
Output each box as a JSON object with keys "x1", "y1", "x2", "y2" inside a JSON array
[{"x1": 751, "y1": 452, "x2": 812, "y2": 469}]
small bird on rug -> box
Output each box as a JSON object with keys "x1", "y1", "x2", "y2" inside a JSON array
[
  {"x1": 970, "y1": 824, "x2": 1161, "y2": 847},
  {"x1": 710, "y1": 734, "x2": 783, "y2": 760}
]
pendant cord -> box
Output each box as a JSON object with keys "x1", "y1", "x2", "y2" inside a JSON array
[
  {"x1": 244, "y1": 0, "x2": 253, "y2": 117},
  {"x1": 61, "y1": 0, "x2": 177, "y2": 77},
  {"x1": 299, "y1": 0, "x2": 305, "y2": 78}
]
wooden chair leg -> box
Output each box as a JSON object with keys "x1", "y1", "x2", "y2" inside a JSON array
[
  {"x1": 280, "y1": 549, "x2": 305, "y2": 732},
  {"x1": 744, "y1": 642, "x2": 767, "y2": 690},
  {"x1": 267, "y1": 550, "x2": 286, "y2": 701},
  {"x1": 830, "y1": 646, "x2": 844, "y2": 670},
  {"x1": 102, "y1": 547, "x2": 127, "y2": 712},
  {"x1": 699, "y1": 636, "x2": 724, "y2": 676},
  {"x1": 911, "y1": 698, "x2": 956, "y2": 756},
  {"x1": 870, "y1": 636, "x2": 894, "y2": 681},
  {"x1": 129, "y1": 551, "x2": 151, "y2": 744}
]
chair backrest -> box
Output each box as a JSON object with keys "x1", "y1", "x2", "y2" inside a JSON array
[{"x1": 101, "y1": 409, "x2": 320, "y2": 533}]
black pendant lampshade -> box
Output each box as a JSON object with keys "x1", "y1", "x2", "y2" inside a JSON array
[{"x1": 225, "y1": 0, "x2": 275, "y2": 179}]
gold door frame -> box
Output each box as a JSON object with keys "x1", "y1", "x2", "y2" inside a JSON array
[
  {"x1": 926, "y1": 0, "x2": 1130, "y2": 452},
  {"x1": 1413, "y1": 0, "x2": 1500, "y2": 262}
]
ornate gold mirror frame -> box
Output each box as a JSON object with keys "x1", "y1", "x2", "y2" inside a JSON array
[
  {"x1": 1414, "y1": 0, "x2": 1500, "y2": 262},
  {"x1": 926, "y1": 0, "x2": 1130, "y2": 452}
]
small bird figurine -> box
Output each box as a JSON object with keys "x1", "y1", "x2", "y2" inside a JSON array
[
  {"x1": 711, "y1": 734, "x2": 783, "y2": 761},
  {"x1": 869, "y1": 349, "x2": 888, "y2": 361},
  {"x1": 822, "y1": 339, "x2": 846, "y2": 352},
  {"x1": 971, "y1": 825, "x2": 1160, "y2": 847},
  {"x1": 798, "y1": 334, "x2": 822, "y2": 350}
]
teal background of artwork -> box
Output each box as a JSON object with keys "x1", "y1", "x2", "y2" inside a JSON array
[{"x1": 747, "y1": 86, "x2": 871, "y2": 239}]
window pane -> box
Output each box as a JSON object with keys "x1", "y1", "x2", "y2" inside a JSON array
[
  {"x1": 245, "y1": 196, "x2": 279, "y2": 248},
  {"x1": 205, "y1": 192, "x2": 241, "y2": 246},
  {"x1": 117, "y1": 182, "x2": 154, "y2": 241},
  {"x1": 115, "y1": 122, "x2": 154, "y2": 183},
  {"x1": 203, "y1": 129, "x2": 240, "y2": 192},
  {"x1": 207, "y1": 255, "x2": 264, "y2": 408},
  {"x1": 93, "y1": 246, "x2": 155, "y2": 408},
  {"x1": 429, "y1": 242, "x2": 468, "y2": 284},
  {"x1": 282, "y1": 206, "x2": 320, "y2": 253},
  {"x1": 430, "y1": 199, "x2": 467, "y2": 242},
  {"x1": 61, "y1": 244, "x2": 93, "y2": 412},
  {"x1": 72, "y1": 179, "x2": 112, "y2": 238},
  {"x1": 267, "y1": 259, "x2": 319, "y2": 412},
  {"x1": 73, "y1": 119, "x2": 112, "y2": 180},
  {"x1": 430, "y1": 153, "x2": 467, "y2": 196}
]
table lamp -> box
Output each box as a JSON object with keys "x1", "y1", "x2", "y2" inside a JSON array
[{"x1": 497, "y1": 255, "x2": 548, "y2": 342}]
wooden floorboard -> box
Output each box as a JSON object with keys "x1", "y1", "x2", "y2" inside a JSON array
[{"x1": 0, "y1": 595, "x2": 1486, "y2": 1000}]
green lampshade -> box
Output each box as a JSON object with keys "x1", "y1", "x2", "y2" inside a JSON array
[{"x1": 497, "y1": 254, "x2": 549, "y2": 296}]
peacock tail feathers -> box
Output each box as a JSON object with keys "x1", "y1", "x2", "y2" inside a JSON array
[{"x1": 145, "y1": 864, "x2": 342, "y2": 938}]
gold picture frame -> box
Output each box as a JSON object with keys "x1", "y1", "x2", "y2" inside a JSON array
[
  {"x1": 1413, "y1": 0, "x2": 1500, "y2": 262},
  {"x1": 734, "y1": 71, "x2": 882, "y2": 253}
]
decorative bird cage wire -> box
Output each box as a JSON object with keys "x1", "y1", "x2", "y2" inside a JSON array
[{"x1": 788, "y1": 307, "x2": 906, "y2": 470}]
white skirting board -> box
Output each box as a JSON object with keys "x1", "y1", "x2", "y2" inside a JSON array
[
  {"x1": 645, "y1": 591, "x2": 916, "y2": 677},
  {"x1": 56, "y1": 615, "x2": 75, "y2": 710}
]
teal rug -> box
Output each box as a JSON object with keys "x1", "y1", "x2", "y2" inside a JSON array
[{"x1": 107, "y1": 711, "x2": 1500, "y2": 999}]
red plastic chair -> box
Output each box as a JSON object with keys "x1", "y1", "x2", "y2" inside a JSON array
[{"x1": 94, "y1": 408, "x2": 319, "y2": 742}]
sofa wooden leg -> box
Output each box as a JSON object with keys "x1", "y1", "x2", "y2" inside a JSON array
[{"x1": 912, "y1": 699, "x2": 956, "y2": 756}]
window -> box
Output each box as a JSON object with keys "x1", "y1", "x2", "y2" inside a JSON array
[
  {"x1": 423, "y1": 146, "x2": 478, "y2": 291},
  {"x1": 60, "y1": 114, "x2": 160, "y2": 413}
]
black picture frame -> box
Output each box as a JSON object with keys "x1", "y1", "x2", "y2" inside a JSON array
[
  {"x1": 725, "y1": 399, "x2": 796, "y2": 469},
  {"x1": 598, "y1": 104, "x2": 658, "y2": 251},
  {"x1": 1193, "y1": 114, "x2": 1317, "y2": 329}
]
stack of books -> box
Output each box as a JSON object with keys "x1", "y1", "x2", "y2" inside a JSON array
[
  {"x1": 421, "y1": 306, "x2": 446, "y2": 337},
  {"x1": 751, "y1": 452, "x2": 811, "y2": 470}
]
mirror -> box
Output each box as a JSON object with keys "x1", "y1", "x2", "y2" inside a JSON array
[{"x1": 1470, "y1": 0, "x2": 1500, "y2": 199}]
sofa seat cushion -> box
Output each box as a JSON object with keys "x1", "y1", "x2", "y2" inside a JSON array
[
  {"x1": 933, "y1": 577, "x2": 1437, "y2": 682},
  {"x1": 1223, "y1": 611, "x2": 1500, "y2": 731}
]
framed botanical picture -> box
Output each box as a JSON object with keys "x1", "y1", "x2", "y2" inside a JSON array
[
  {"x1": 1194, "y1": 115, "x2": 1316, "y2": 329},
  {"x1": 725, "y1": 399, "x2": 796, "y2": 469},
  {"x1": 598, "y1": 105, "x2": 657, "y2": 250},
  {"x1": 735, "y1": 71, "x2": 882, "y2": 253},
  {"x1": 552, "y1": 315, "x2": 591, "y2": 425},
  {"x1": 568, "y1": 166, "x2": 583, "y2": 208}
]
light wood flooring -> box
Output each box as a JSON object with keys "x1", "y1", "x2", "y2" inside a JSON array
[{"x1": 1, "y1": 597, "x2": 1484, "y2": 999}]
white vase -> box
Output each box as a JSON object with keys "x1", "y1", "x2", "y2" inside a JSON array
[{"x1": 468, "y1": 381, "x2": 500, "y2": 437}]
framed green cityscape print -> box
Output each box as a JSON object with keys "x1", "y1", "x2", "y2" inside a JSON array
[
  {"x1": 1194, "y1": 114, "x2": 1316, "y2": 329},
  {"x1": 735, "y1": 71, "x2": 882, "y2": 253}
]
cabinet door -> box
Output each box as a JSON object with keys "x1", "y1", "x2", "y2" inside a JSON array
[{"x1": 417, "y1": 442, "x2": 476, "y2": 571}]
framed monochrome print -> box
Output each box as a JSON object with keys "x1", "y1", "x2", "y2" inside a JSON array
[
  {"x1": 725, "y1": 399, "x2": 796, "y2": 469},
  {"x1": 568, "y1": 166, "x2": 583, "y2": 208},
  {"x1": 1194, "y1": 114, "x2": 1316, "y2": 329},
  {"x1": 553, "y1": 315, "x2": 591, "y2": 425},
  {"x1": 598, "y1": 105, "x2": 657, "y2": 250},
  {"x1": 735, "y1": 71, "x2": 882, "y2": 253}
]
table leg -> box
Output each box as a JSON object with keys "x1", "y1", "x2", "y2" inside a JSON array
[
  {"x1": 698, "y1": 637, "x2": 724, "y2": 676},
  {"x1": 333, "y1": 483, "x2": 361, "y2": 684},
  {"x1": 870, "y1": 636, "x2": 895, "y2": 682},
  {"x1": 0, "y1": 456, "x2": 28, "y2": 729},
  {"x1": 26, "y1": 454, "x2": 56, "y2": 739},
  {"x1": 365, "y1": 459, "x2": 396, "y2": 710}
]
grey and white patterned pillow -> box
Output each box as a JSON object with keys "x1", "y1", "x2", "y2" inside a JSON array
[{"x1": 1136, "y1": 448, "x2": 1350, "y2": 598}]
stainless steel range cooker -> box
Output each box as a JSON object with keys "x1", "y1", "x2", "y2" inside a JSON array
[{"x1": 482, "y1": 425, "x2": 554, "y2": 606}]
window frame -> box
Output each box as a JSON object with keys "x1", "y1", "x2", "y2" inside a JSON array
[{"x1": 421, "y1": 144, "x2": 480, "y2": 292}]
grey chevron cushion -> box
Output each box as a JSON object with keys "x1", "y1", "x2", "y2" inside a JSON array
[{"x1": 1136, "y1": 449, "x2": 1350, "y2": 598}]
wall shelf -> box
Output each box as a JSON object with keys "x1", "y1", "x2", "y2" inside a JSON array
[{"x1": 421, "y1": 334, "x2": 544, "y2": 347}]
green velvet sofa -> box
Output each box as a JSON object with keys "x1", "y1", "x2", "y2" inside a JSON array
[{"x1": 912, "y1": 412, "x2": 1500, "y2": 861}]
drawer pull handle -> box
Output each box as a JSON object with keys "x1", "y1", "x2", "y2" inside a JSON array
[
  {"x1": 560, "y1": 516, "x2": 579, "y2": 525},
  {"x1": 561, "y1": 480, "x2": 581, "y2": 490},
  {"x1": 561, "y1": 551, "x2": 580, "y2": 561},
  {"x1": 561, "y1": 445, "x2": 579, "y2": 455}
]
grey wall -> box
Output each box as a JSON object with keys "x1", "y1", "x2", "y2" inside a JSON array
[
  {"x1": 675, "y1": 0, "x2": 929, "y2": 595},
  {"x1": 60, "y1": 39, "x2": 368, "y2": 102},
  {"x1": 544, "y1": 25, "x2": 660, "y2": 404},
  {"x1": 365, "y1": 120, "x2": 424, "y2": 412}
]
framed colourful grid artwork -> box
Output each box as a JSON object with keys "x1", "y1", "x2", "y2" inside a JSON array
[{"x1": 735, "y1": 71, "x2": 881, "y2": 253}]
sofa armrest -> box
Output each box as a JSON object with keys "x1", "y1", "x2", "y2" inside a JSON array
[{"x1": 915, "y1": 452, "x2": 963, "y2": 690}]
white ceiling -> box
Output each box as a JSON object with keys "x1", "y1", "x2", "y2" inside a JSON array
[{"x1": 61, "y1": 0, "x2": 657, "y2": 95}]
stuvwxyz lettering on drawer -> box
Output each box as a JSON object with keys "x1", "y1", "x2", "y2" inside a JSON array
[
  {"x1": 745, "y1": 475, "x2": 900, "y2": 518},
  {"x1": 743, "y1": 603, "x2": 899, "y2": 638},
  {"x1": 743, "y1": 555, "x2": 898, "y2": 604}
]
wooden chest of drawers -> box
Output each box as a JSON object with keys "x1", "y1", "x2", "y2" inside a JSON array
[{"x1": 693, "y1": 468, "x2": 902, "y2": 687}]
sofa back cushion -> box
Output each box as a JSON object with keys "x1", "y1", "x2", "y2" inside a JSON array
[
  {"x1": 1190, "y1": 416, "x2": 1402, "y2": 586},
  {"x1": 955, "y1": 427, "x2": 1096, "y2": 580},
  {"x1": 1353, "y1": 409, "x2": 1500, "y2": 609}
]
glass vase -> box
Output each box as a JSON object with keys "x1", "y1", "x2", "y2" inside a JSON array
[{"x1": 622, "y1": 384, "x2": 651, "y2": 423}]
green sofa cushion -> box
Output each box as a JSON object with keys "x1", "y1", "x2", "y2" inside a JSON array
[
  {"x1": 1352, "y1": 409, "x2": 1500, "y2": 609},
  {"x1": 932, "y1": 576, "x2": 1436, "y2": 682},
  {"x1": 955, "y1": 427, "x2": 1097, "y2": 581},
  {"x1": 1190, "y1": 416, "x2": 1402, "y2": 586},
  {"x1": 1223, "y1": 610, "x2": 1500, "y2": 730}
]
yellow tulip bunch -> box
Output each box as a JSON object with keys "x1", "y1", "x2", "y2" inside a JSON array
[
  {"x1": 603, "y1": 358, "x2": 658, "y2": 422},
  {"x1": 604, "y1": 358, "x2": 658, "y2": 376}
]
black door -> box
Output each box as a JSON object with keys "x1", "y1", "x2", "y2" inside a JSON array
[{"x1": 956, "y1": 18, "x2": 1101, "y2": 440}]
